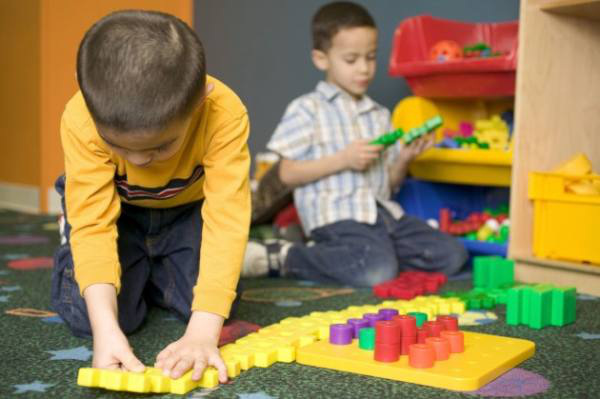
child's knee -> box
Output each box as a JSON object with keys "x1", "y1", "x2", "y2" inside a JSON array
[
  {"x1": 440, "y1": 240, "x2": 468, "y2": 276},
  {"x1": 351, "y1": 257, "x2": 398, "y2": 287}
]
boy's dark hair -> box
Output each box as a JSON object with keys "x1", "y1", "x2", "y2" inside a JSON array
[
  {"x1": 312, "y1": 1, "x2": 376, "y2": 51},
  {"x1": 77, "y1": 10, "x2": 206, "y2": 132}
]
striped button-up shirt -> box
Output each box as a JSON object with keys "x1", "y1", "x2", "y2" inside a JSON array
[{"x1": 267, "y1": 81, "x2": 404, "y2": 234}]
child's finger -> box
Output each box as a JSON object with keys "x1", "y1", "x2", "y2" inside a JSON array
[
  {"x1": 120, "y1": 352, "x2": 145, "y2": 373},
  {"x1": 208, "y1": 353, "x2": 228, "y2": 383},
  {"x1": 170, "y1": 357, "x2": 194, "y2": 379},
  {"x1": 161, "y1": 353, "x2": 180, "y2": 377},
  {"x1": 191, "y1": 358, "x2": 209, "y2": 381}
]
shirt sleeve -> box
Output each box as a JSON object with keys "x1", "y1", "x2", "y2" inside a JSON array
[
  {"x1": 60, "y1": 115, "x2": 123, "y2": 296},
  {"x1": 193, "y1": 112, "x2": 251, "y2": 317},
  {"x1": 267, "y1": 98, "x2": 315, "y2": 160}
]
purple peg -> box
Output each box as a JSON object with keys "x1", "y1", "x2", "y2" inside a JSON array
[
  {"x1": 363, "y1": 313, "x2": 385, "y2": 327},
  {"x1": 329, "y1": 324, "x2": 353, "y2": 345},
  {"x1": 347, "y1": 318, "x2": 370, "y2": 338},
  {"x1": 378, "y1": 308, "x2": 400, "y2": 321}
]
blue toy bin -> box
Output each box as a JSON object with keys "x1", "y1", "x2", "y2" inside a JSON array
[{"x1": 394, "y1": 178, "x2": 509, "y2": 257}]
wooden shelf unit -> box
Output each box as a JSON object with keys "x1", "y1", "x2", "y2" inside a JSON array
[{"x1": 509, "y1": 0, "x2": 600, "y2": 294}]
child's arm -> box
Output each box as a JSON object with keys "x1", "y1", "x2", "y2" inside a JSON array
[
  {"x1": 84, "y1": 284, "x2": 145, "y2": 372},
  {"x1": 279, "y1": 139, "x2": 383, "y2": 188},
  {"x1": 388, "y1": 135, "x2": 434, "y2": 190},
  {"x1": 154, "y1": 311, "x2": 226, "y2": 381}
]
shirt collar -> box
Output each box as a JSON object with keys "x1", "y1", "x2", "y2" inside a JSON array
[{"x1": 316, "y1": 81, "x2": 379, "y2": 114}]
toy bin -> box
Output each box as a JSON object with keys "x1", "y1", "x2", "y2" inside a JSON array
[
  {"x1": 394, "y1": 178, "x2": 509, "y2": 257},
  {"x1": 388, "y1": 15, "x2": 518, "y2": 98},
  {"x1": 529, "y1": 172, "x2": 600, "y2": 265}
]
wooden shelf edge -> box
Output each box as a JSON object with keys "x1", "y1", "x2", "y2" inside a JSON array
[
  {"x1": 538, "y1": 0, "x2": 600, "y2": 20},
  {"x1": 513, "y1": 255, "x2": 600, "y2": 295}
]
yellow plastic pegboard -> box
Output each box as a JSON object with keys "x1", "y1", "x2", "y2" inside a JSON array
[
  {"x1": 77, "y1": 297, "x2": 468, "y2": 394},
  {"x1": 297, "y1": 331, "x2": 535, "y2": 391}
]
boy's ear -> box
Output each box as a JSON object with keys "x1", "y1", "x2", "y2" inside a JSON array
[
  {"x1": 311, "y1": 49, "x2": 329, "y2": 71},
  {"x1": 195, "y1": 83, "x2": 214, "y2": 108}
]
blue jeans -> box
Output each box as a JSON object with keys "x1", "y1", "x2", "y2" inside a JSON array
[
  {"x1": 285, "y1": 207, "x2": 468, "y2": 287},
  {"x1": 51, "y1": 176, "x2": 240, "y2": 338}
]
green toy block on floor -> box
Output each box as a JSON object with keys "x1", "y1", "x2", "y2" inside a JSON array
[
  {"x1": 442, "y1": 289, "x2": 496, "y2": 310},
  {"x1": 473, "y1": 256, "x2": 514, "y2": 289},
  {"x1": 506, "y1": 284, "x2": 576, "y2": 329}
]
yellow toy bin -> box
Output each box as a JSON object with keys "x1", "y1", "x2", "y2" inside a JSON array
[
  {"x1": 409, "y1": 148, "x2": 512, "y2": 187},
  {"x1": 529, "y1": 172, "x2": 600, "y2": 266}
]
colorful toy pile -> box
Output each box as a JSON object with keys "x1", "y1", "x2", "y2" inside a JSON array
[
  {"x1": 329, "y1": 311, "x2": 463, "y2": 368},
  {"x1": 438, "y1": 114, "x2": 512, "y2": 150},
  {"x1": 373, "y1": 270, "x2": 447, "y2": 299},
  {"x1": 439, "y1": 206, "x2": 510, "y2": 244}
]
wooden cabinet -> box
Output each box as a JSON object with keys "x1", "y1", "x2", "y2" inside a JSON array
[{"x1": 510, "y1": 0, "x2": 600, "y2": 294}]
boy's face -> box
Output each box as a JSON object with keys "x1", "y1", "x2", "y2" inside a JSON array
[
  {"x1": 98, "y1": 119, "x2": 188, "y2": 168},
  {"x1": 312, "y1": 26, "x2": 378, "y2": 99},
  {"x1": 97, "y1": 84, "x2": 213, "y2": 168}
]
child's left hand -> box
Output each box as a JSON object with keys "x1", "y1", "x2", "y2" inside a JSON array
[
  {"x1": 399, "y1": 134, "x2": 435, "y2": 163},
  {"x1": 154, "y1": 311, "x2": 227, "y2": 382}
]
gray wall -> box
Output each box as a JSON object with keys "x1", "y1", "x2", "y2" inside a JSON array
[{"x1": 195, "y1": 1, "x2": 520, "y2": 165}]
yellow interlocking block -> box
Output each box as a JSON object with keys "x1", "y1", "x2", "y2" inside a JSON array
[
  {"x1": 297, "y1": 331, "x2": 535, "y2": 391},
  {"x1": 78, "y1": 296, "x2": 471, "y2": 394},
  {"x1": 77, "y1": 366, "x2": 219, "y2": 394}
]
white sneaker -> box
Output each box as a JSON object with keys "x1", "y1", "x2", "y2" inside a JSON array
[{"x1": 241, "y1": 239, "x2": 292, "y2": 278}]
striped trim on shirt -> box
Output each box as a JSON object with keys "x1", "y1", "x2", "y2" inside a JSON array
[{"x1": 114, "y1": 165, "x2": 204, "y2": 201}]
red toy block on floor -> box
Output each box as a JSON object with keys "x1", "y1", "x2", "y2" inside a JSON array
[{"x1": 373, "y1": 271, "x2": 448, "y2": 299}]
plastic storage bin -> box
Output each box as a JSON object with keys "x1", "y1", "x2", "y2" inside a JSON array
[
  {"x1": 529, "y1": 172, "x2": 600, "y2": 265},
  {"x1": 408, "y1": 148, "x2": 512, "y2": 187},
  {"x1": 388, "y1": 15, "x2": 518, "y2": 98},
  {"x1": 395, "y1": 178, "x2": 509, "y2": 257}
]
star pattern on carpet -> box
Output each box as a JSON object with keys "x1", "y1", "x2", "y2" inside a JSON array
[
  {"x1": 574, "y1": 332, "x2": 600, "y2": 340},
  {"x1": 0, "y1": 285, "x2": 21, "y2": 292},
  {"x1": 13, "y1": 380, "x2": 55, "y2": 394},
  {"x1": 47, "y1": 346, "x2": 92, "y2": 361},
  {"x1": 238, "y1": 392, "x2": 277, "y2": 399}
]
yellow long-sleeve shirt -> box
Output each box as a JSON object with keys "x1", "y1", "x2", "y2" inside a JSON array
[{"x1": 60, "y1": 76, "x2": 251, "y2": 317}]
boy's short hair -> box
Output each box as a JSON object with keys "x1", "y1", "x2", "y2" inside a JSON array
[
  {"x1": 77, "y1": 10, "x2": 206, "y2": 132},
  {"x1": 311, "y1": 1, "x2": 376, "y2": 52}
]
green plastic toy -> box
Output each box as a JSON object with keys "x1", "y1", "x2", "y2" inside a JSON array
[{"x1": 370, "y1": 115, "x2": 443, "y2": 148}]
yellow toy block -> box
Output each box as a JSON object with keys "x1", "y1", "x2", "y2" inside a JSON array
[
  {"x1": 297, "y1": 331, "x2": 535, "y2": 391},
  {"x1": 77, "y1": 366, "x2": 219, "y2": 394}
]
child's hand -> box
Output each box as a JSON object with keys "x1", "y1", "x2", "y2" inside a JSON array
[
  {"x1": 341, "y1": 139, "x2": 383, "y2": 171},
  {"x1": 92, "y1": 329, "x2": 145, "y2": 372},
  {"x1": 155, "y1": 311, "x2": 227, "y2": 383},
  {"x1": 399, "y1": 134, "x2": 434, "y2": 163}
]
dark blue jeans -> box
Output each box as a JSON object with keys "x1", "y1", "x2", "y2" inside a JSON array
[
  {"x1": 285, "y1": 207, "x2": 468, "y2": 286},
  {"x1": 51, "y1": 176, "x2": 239, "y2": 338}
]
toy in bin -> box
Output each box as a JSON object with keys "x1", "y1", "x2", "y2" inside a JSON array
[
  {"x1": 388, "y1": 15, "x2": 518, "y2": 98},
  {"x1": 439, "y1": 206, "x2": 509, "y2": 244}
]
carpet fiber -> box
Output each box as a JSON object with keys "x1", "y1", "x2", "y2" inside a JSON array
[{"x1": 1, "y1": 209, "x2": 599, "y2": 398}]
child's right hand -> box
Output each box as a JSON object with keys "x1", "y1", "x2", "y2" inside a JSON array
[
  {"x1": 92, "y1": 329, "x2": 145, "y2": 373},
  {"x1": 341, "y1": 139, "x2": 383, "y2": 171}
]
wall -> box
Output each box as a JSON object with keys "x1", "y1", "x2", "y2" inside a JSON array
[
  {"x1": 0, "y1": 0, "x2": 41, "y2": 190},
  {"x1": 195, "y1": 0, "x2": 520, "y2": 165},
  {"x1": 0, "y1": 0, "x2": 193, "y2": 213}
]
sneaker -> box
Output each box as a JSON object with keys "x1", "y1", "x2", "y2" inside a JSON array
[{"x1": 241, "y1": 239, "x2": 292, "y2": 278}]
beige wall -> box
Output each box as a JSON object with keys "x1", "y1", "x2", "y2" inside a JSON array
[{"x1": 0, "y1": 0, "x2": 193, "y2": 212}]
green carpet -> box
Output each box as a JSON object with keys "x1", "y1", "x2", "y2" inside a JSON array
[{"x1": 1, "y1": 209, "x2": 599, "y2": 398}]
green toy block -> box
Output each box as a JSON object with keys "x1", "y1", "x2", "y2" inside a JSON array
[
  {"x1": 529, "y1": 285, "x2": 554, "y2": 329},
  {"x1": 551, "y1": 287, "x2": 576, "y2": 326},
  {"x1": 506, "y1": 284, "x2": 576, "y2": 329},
  {"x1": 473, "y1": 256, "x2": 514, "y2": 289},
  {"x1": 506, "y1": 285, "x2": 525, "y2": 325}
]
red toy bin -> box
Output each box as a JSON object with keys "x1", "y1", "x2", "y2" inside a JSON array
[{"x1": 388, "y1": 15, "x2": 519, "y2": 98}]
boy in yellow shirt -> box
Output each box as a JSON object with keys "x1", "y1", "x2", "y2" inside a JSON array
[{"x1": 52, "y1": 10, "x2": 250, "y2": 384}]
